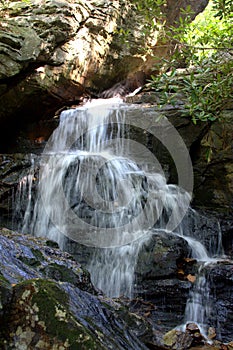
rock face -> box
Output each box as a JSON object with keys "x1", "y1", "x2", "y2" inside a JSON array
[
  {"x1": 1, "y1": 228, "x2": 232, "y2": 349},
  {"x1": 0, "y1": 153, "x2": 39, "y2": 228},
  {"x1": 0, "y1": 0, "x2": 208, "y2": 147},
  {"x1": 207, "y1": 263, "x2": 233, "y2": 342},
  {"x1": 132, "y1": 229, "x2": 233, "y2": 341},
  {"x1": 134, "y1": 231, "x2": 192, "y2": 330},
  {"x1": 125, "y1": 93, "x2": 233, "y2": 258},
  {"x1": 0, "y1": 228, "x2": 152, "y2": 349}
]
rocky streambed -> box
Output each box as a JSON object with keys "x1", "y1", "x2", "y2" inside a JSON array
[
  {"x1": 0, "y1": 227, "x2": 233, "y2": 350},
  {"x1": 0, "y1": 95, "x2": 233, "y2": 349}
]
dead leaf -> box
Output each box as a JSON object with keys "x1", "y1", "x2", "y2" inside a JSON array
[{"x1": 187, "y1": 274, "x2": 196, "y2": 283}]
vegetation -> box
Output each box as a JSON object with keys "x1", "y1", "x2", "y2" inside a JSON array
[{"x1": 132, "y1": 0, "x2": 233, "y2": 123}]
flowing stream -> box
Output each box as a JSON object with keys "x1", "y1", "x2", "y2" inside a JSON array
[{"x1": 15, "y1": 98, "x2": 224, "y2": 332}]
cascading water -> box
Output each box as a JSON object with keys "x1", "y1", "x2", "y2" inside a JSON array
[
  {"x1": 16, "y1": 98, "x2": 193, "y2": 299},
  {"x1": 182, "y1": 264, "x2": 213, "y2": 339},
  {"x1": 175, "y1": 212, "x2": 224, "y2": 340},
  {"x1": 14, "y1": 96, "x2": 226, "y2": 340}
]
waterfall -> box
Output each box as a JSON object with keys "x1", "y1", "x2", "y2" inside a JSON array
[
  {"x1": 175, "y1": 213, "x2": 224, "y2": 340},
  {"x1": 12, "y1": 96, "x2": 230, "y2": 342},
  {"x1": 182, "y1": 264, "x2": 213, "y2": 339},
  {"x1": 15, "y1": 98, "x2": 194, "y2": 298},
  {"x1": 13, "y1": 154, "x2": 36, "y2": 232},
  {"x1": 88, "y1": 234, "x2": 151, "y2": 298}
]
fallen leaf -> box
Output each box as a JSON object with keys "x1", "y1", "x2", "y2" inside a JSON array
[{"x1": 187, "y1": 274, "x2": 196, "y2": 283}]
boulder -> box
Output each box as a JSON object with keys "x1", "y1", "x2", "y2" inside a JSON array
[
  {"x1": 0, "y1": 228, "x2": 152, "y2": 349},
  {"x1": 163, "y1": 329, "x2": 193, "y2": 350},
  {"x1": 133, "y1": 231, "x2": 192, "y2": 331},
  {"x1": 208, "y1": 261, "x2": 233, "y2": 341}
]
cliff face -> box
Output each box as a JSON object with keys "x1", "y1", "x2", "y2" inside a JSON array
[{"x1": 0, "y1": 0, "x2": 208, "y2": 143}]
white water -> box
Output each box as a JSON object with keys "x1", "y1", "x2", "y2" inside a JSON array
[
  {"x1": 16, "y1": 97, "x2": 224, "y2": 318},
  {"x1": 13, "y1": 154, "x2": 36, "y2": 232},
  {"x1": 175, "y1": 215, "x2": 224, "y2": 340},
  {"x1": 88, "y1": 233, "x2": 151, "y2": 297},
  {"x1": 182, "y1": 264, "x2": 213, "y2": 340}
]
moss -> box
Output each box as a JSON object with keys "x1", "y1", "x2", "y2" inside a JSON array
[
  {"x1": 0, "y1": 272, "x2": 10, "y2": 288},
  {"x1": 18, "y1": 247, "x2": 44, "y2": 267},
  {"x1": 31, "y1": 248, "x2": 44, "y2": 261},
  {"x1": 30, "y1": 279, "x2": 106, "y2": 350},
  {"x1": 45, "y1": 240, "x2": 60, "y2": 249},
  {"x1": 18, "y1": 256, "x2": 41, "y2": 267},
  {"x1": 41, "y1": 263, "x2": 78, "y2": 284},
  {"x1": 0, "y1": 272, "x2": 12, "y2": 347}
]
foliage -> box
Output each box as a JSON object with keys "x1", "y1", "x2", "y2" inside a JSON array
[
  {"x1": 131, "y1": 0, "x2": 166, "y2": 30},
  {"x1": 149, "y1": 57, "x2": 233, "y2": 124},
  {"x1": 147, "y1": 0, "x2": 233, "y2": 123}
]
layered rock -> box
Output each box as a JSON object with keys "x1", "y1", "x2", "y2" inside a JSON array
[
  {"x1": 0, "y1": 228, "x2": 152, "y2": 349},
  {"x1": 125, "y1": 93, "x2": 233, "y2": 257},
  {"x1": 0, "y1": 0, "x2": 208, "y2": 147},
  {"x1": 134, "y1": 231, "x2": 192, "y2": 330},
  {"x1": 1, "y1": 227, "x2": 232, "y2": 349}
]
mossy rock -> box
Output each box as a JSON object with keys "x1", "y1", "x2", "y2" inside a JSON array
[
  {"x1": 163, "y1": 329, "x2": 193, "y2": 349},
  {"x1": 40, "y1": 262, "x2": 94, "y2": 292},
  {"x1": 4, "y1": 279, "x2": 106, "y2": 349},
  {"x1": 0, "y1": 272, "x2": 13, "y2": 347},
  {"x1": 0, "y1": 271, "x2": 12, "y2": 315}
]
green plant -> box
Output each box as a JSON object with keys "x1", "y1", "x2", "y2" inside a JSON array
[
  {"x1": 147, "y1": 0, "x2": 233, "y2": 123},
  {"x1": 149, "y1": 58, "x2": 233, "y2": 123}
]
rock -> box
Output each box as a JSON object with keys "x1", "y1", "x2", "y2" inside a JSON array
[
  {"x1": 133, "y1": 231, "x2": 192, "y2": 331},
  {"x1": 0, "y1": 271, "x2": 12, "y2": 319},
  {"x1": 0, "y1": 228, "x2": 152, "y2": 349},
  {"x1": 208, "y1": 327, "x2": 216, "y2": 340},
  {"x1": 186, "y1": 274, "x2": 196, "y2": 283},
  {"x1": 0, "y1": 227, "x2": 95, "y2": 293},
  {"x1": 192, "y1": 111, "x2": 233, "y2": 213},
  {"x1": 0, "y1": 0, "x2": 208, "y2": 147},
  {"x1": 186, "y1": 323, "x2": 200, "y2": 333},
  {"x1": 208, "y1": 262, "x2": 233, "y2": 341},
  {"x1": 186, "y1": 323, "x2": 204, "y2": 345},
  {"x1": 135, "y1": 231, "x2": 191, "y2": 280},
  {"x1": 0, "y1": 154, "x2": 39, "y2": 228},
  {"x1": 163, "y1": 329, "x2": 193, "y2": 350}
]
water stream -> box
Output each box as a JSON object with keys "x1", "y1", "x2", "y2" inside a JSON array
[{"x1": 14, "y1": 98, "x2": 225, "y2": 333}]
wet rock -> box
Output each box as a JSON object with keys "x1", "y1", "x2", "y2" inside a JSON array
[
  {"x1": 133, "y1": 231, "x2": 192, "y2": 331},
  {"x1": 186, "y1": 323, "x2": 204, "y2": 345},
  {"x1": 0, "y1": 227, "x2": 95, "y2": 293},
  {"x1": 0, "y1": 0, "x2": 208, "y2": 149},
  {"x1": 135, "y1": 231, "x2": 191, "y2": 280},
  {"x1": 0, "y1": 154, "x2": 39, "y2": 228},
  {"x1": 0, "y1": 272, "x2": 12, "y2": 320},
  {"x1": 207, "y1": 327, "x2": 217, "y2": 340},
  {"x1": 163, "y1": 329, "x2": 193, "y2": 350},
  {"x1": 208, "y1": 262, "x2": 233, "y2": 341},
  {"x1": 0, "y1": 228, "x2": 153, "y2": 349}
]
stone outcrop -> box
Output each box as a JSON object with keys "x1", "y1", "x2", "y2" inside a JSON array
[
  {"x1": 0, "y1": 0, "x2": 208, "y2": 146},
  {"x1": 0, "y1": 228, "x2": 152, "y2": 349},
  {"x1": 0, "y1": 227, "x2": 232, "y2": 349},
  {"x1": 132, "y1": 229, "x2": 233, "y2": 342},
  {"x1": 134, "y1": 231, "x2": 192, "y2": 331},
  {"x1": 125, "y1": 93, "x2": 233, "y2": 257}
]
